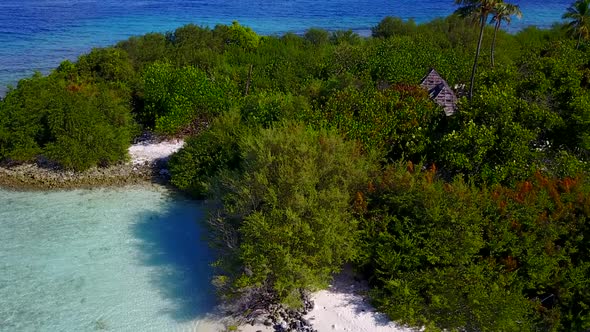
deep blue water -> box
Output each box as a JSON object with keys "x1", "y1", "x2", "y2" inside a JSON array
[{"x1": 0, "y1": 0, "x2": 571, "y2": 95}]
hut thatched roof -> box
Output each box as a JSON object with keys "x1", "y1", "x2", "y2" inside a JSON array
[{"x1": 420, "y1": 68, "x2": 458, "y2": 116}]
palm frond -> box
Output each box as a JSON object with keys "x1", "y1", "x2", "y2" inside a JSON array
[
  {"x1": 562, "y1": 0, "x2": 590, "y2": 42},
  {"x1": 490, "y1": 2, "x2": 522, "y2": 26}
]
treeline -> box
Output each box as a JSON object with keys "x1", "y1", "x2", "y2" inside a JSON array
[
  {"x1": 2, "y1": 13, "x2": 590, "y2": 331},
  {"x1": 1, "y1": 17, "x2": 493, "y2": 170}
]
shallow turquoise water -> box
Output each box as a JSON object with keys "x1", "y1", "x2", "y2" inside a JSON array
[{"x1": 0, "y1": 186, "x2": 216, "y2": 332}]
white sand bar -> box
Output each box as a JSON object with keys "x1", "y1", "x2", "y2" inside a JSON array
[{"x1": 128, "y1": 139, "x2": 185, "y2": 165}]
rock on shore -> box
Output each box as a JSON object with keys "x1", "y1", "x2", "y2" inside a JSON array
[
  {"x1": 0, "y1": 138, "x2": 185, "y2": 190},
  {"x1": 0, "y1": 162, "x2": 154, "y2": 190}
]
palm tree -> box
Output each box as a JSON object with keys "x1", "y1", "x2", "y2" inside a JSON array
[
  {"x1": 563, "y1": 0, "x2": 590, "y2": 49},
  {"x1": 455, "y1": 0, "x2": 499, "y2": 100},
  {"x1": 490, "y1": 2, "x2": 522, "y2": 67}
]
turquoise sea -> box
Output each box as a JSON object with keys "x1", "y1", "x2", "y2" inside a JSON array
[
  {"x1": 0, "y1": 187, "x2": 217, "y2": 331},
  {"x1": 0, "y1": 0, "x2": 572, "y2": 96}
]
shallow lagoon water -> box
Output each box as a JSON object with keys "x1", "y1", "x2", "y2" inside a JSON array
[{"x1": 0, "y1": 186, "x2": 216, "y2": 332}]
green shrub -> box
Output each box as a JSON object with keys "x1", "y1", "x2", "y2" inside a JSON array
[
  {"x1": 357, "y1": 164, "x2": 590, "y2": 331},
  {"x1": 213, "y1": 21, "x2": 261, "y2": 52},
  {"x1": 240, "y1": 92, "x2": 311, "y2": 127},
  {"x1": 366, "y1": 36, "x2": 471, "y2": 84},
  {"x1": 318, "y1": 84, "x2": 443, "y2": 160},
  {"x1": 356, "y1": 164, "x2": 535, "y2": 331},
  {"x1": 304, "y1": 28, "x2": 330, "y2": 46},
  {"x1": 330, "y1": 30, "x2": 361, "y2": 45},
  {"x1": 0, "y1": 73, "x2": 135, "y2": 170},
  {"x1": 43, "y1": 84, "x2": 135, "y2": 170},
  {"x1": 141, "y1": 62, "x2": 231, "y2": 134},
  {"x1": 169, "y1": 111, "x2": 244, "y2": 197},
  {"x1": 209, "y1": 122, "x2": 376, "y2": 305},
  {"x1": 371, "y1": 17, "x2": 417, "y2": 39},
  {"x1": 116, "y1": 33, "x2": 169, "y2": 71},
  {"x1": 0, "y1": 73, "x2": 54, "y2": 162},
  {"x1": 75, "y1": 47, "x2": 135, "y2": 84}
]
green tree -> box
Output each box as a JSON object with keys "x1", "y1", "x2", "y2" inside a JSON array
[
  {"x1": 436, "y1": 75, "x2": 562, "y2": 184},
  {"x1": 358, "y1": 163, "x2": 590, "y2": 331},
  {"x1": 0, "y1": 73, "x2": 54, "y2": 162},
  {"x1": 213, "y1": 21, "x2": 261, "y2": 52},
  {"x1": 563, "y1": 0, "x2": 590, "y2": 48},
  {"x1": 490, "y1": 2, "x2": 522, "y2": 67},
  {"x1": 318, "y1": 85, "x2": 443, "y2": 161},
  {"x1": 330, "y1": 30, "x2": 362, "y2": 45},
  {"x1": 141, "y1": 62, "x2": 231, "y2": 134},
  {"x1": 75, "y1": 47, "x2": 135, "y2": 85},
  {"x1": 0, "y1": 72, "x2": 135, "y2": 170},
  {"x1": 455, "y1": 0, "x2": 499, "y2": 99},
  {"x1": 44, "y1": 84, "x2": 135, "y2": 170},
  {"x1": 514, "y1": 41, "x2": 590, "y2": 160},
  {"x1": 371, "y1": 17, "x2": 417, "y2": 38},
  {"x1": 169, "y1": 111, "x2": 244, "y2": 198},
  {"x1": 116, "y1": 33, "x2": 169, "y2": 71},
  {"x1": 357, "y1": 164, "x2": 537, "y2": 331},
  {"x1": 303, "y1": 28, "x2": 330, "y2": 46},
  {"x1": 209, "y1": 122, "x2": 375, "y2": 307},
  {"x1": 240, "y1": 92, "x2": 311, "y2": 128}
]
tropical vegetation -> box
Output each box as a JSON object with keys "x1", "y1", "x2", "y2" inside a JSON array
[
  {"x1": 490, "y1": 2, "x2": 522, "y2": 66},
  {"x1": 563, "y1": 0, "x2": 590, "y2": 48},
  {"x1": 1, "y1": 2, "x2": 590, "y2": 330}
]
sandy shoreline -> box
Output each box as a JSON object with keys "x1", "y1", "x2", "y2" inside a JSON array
[
  {"x1": 301, "y1": 288, "x2": 415, "y2": 332},
  {"x1": 236, "y1": 268, "x2": 416, "y2": 332},
  {"x1": 128, "y1": 138, "x2": 185, "y2": 166}
]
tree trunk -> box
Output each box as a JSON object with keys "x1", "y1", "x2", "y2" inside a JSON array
[
  {"x1": 469, "y1": 14, "x2": 487, "y2": 100},
  {"x1": 577, "y1": 32, "x2": 582, "y2": 49},
  {"x1": 244, "y1": 64, "x2": 253, "y2": 96},
  {"x1": 491, "y1": 21, "x2": 500, "y2": 68}
]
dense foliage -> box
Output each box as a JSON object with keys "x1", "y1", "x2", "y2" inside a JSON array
[
  {"x1": 208, "y1": 122, "x2": 375, "y2": 306},
  {"x1": 0, "y1": 68, "x2": 135, "y2": 170},
  {"x1": 141, "y1": 62, "x2": 231, "y2": 134},
  {"x1": 2, "y1": 9, "x2": 590, "y2": 331},
  {"x1": 357, "y1": 164, "x2": 590, "y2": 331},
  {"x1": 168, "y1": 111, "x2": 244, "y2": 197}
]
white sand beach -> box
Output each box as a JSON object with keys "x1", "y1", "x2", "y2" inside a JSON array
[
  {"x1": 128, "y1": 139, "x2": 185, "y2": 165},
  {"x1": 240, "y1": 268, "x2": 416, "y2": 332},
  {"x1": 301, "y1": 287, "x2": 415, "y2": 332}
]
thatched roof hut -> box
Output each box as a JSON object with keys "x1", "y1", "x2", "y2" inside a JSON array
[{"x1": 420, "y1": 69, "x2": 458, "y2": 116}]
